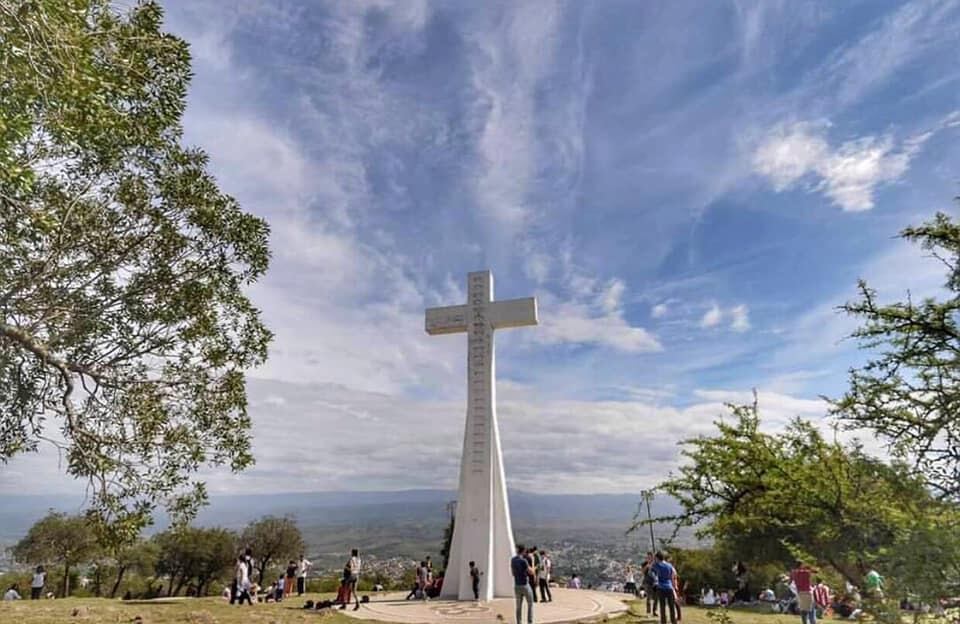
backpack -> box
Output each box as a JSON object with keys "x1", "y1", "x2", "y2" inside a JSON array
[{"x1": 646, "y1": 565, "x2": 659, "y2": 586}]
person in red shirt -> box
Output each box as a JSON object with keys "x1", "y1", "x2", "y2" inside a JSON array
[{"x1": 790, "y1": 561, "x2": 816, "y2": 624}]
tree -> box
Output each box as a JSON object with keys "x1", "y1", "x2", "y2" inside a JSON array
[
  {"x1": 108, "y1": 538, "x2": 159, "y2": 598},
  {"x1": 656, "y1": 401, "x2": 934, "y2": 585},
  {"x1": 0, "y1": 0, "x2": 272, "y2": 538},
  {"x1": 154, "y1": 526, "x2": 235, "y2": 596},
  {"x1": 240, "y1": 516, "x2": 304, "y2": 585},
  {"x1": 13, "y1": 512, "x2": 99, "y2": 596},
  {"x1": 833, "y1": 211, "x2": 960, "y2": 500}
]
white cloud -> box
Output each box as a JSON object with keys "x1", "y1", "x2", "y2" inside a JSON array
[
  {"x1": 531, "y1": 270, "x2": 662, "y2": 353},
  {"x1": 729, "y1": 304, "x2": 751, "y2": 332},
  {"x1": 538, "y1": 300, "x2": 662, "y2": 353},
  {"x1": 651, "y1": 303, "x2": 669, "y2": 319},
  {"x1": 752, "y1": 121, "x2": 930, "y2": 211},
  {"x1": 700, "y1": 303, "x2": 723, "y2": 328},
  {"x1": 0, "y1": 379, "x2": 832, "y2": 496}
]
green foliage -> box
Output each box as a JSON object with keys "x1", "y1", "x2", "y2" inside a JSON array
[
  {"x1": 833, "y1": 211, "x2": 960, "y2": 500},
  {"x1": 658, "y1": 401, "x2": 934, "y2": 585},
  {"x1": 12, "y1": 511, "x2": 99, "y2": 596},
  {"x1": 440, "y1": 514, "x2": 454, "y2": 572},
  {"x1": 154, "y1": 526, "x2": 236, "y2": 596},
  {"x1": 239, "y1": 516, "x2": 304, "y2": 585},
  {"x1": 0, "y1": 0, "x2": 272, "y2": 541},
  {"x1": 104, "y1": 538, "x2": 159, "y2": 598}
]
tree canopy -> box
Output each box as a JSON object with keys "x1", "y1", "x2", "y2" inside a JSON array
[
  {"x1": 154, "y1": 526, "x2": 236, "y2": 597},
  {"x1": 13, "y1": 511, "x2": 99, "y2": 596},
  {"x1": 240, "y1": 516, "x2": 304, "y2": 585},
  {"x1": 0, "y1": 0, "x2": 271, "y2": 538},
  {"x1": 656, "y1": 401, "x2": 944, "y2": 586},
  {"x1": 833, "y1": 211, "x2": 960, "y2": 500}
]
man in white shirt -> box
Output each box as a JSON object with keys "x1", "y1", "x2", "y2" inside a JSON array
[
  {"x1": 538, "y1": 550, "x2": 553, "y2": 602},
  {"x1": 4, "y1": 584, "x2": 22, "y2": 601},
  {"x1": 297, "y1": 555, "x2": 312, "y2": 596}
]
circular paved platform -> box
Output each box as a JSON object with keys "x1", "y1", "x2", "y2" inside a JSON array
[{"x1": 342, "y1": 588, "x2": 630, "y2": 624}]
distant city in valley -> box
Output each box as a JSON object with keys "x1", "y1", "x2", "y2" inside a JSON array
[{"x1": 0, "y1": 489, "x2": 691, "y2": 587}]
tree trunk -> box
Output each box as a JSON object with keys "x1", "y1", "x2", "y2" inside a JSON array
[
  {"x1": 110, "y1": 566, "x2": 127, "y2": 598},
  {"x1": 63, "y1": 562, "x2": 70, "y2": 597},
  {"x1": 257, "y1": 556, "x2": 271, "y2": 585},
  {"x1": 173, "y1": 574, "x2": 187, "y2": 597},
  {"x1": 166, "y1": 572, "x2": 176, "y2": 597}
]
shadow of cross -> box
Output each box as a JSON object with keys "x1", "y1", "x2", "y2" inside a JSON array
[{"x1": 424, "y1": 270, "x2": 538, "y2": 601}]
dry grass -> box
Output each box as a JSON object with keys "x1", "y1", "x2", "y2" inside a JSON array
[{"x1": 0, "y1": 594, "x2": 356, "y2": 624}]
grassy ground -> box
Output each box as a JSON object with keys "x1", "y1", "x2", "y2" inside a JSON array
[
  {"x1": 0, "y1": 593, "x2": 356, "y2": 624},
  {"x1": 0, "y1": 595, "x2": 848, "y2": 624},
  {"x1": 623, "y1": 601, "x2": 801, "y2": 624}
]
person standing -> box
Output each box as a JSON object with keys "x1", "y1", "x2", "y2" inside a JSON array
[
  {"x1": 790, "y1": 561, "x2": 816, "y2": 624},
  {"x1": 652, "y1": 552, "x2": 678, "y2": 624},
  {"x1": 30, "y1": 566, "x2": 45, "y2": 600},
  {"x1": 642, "y1": 552, "x2": 658, "y2": 617},
  {"x1": 339, "y1": 548, "x2": 361, "y2": 611},
  {"x1": 538, "y1": 550, "x2": 553, "y2": 603},
  {"x1": 511, "y1": 545, "x2": 535, "y2": 624},
  {"x1": 529, "y1": 547, "x2": 540, "y2": 602},
  {"x1": 469, "y1": 561, "x2": 482, "y2": 600},
  {"x1": 297, "y1": 555, "x2": 312, "y2": 596},
  {"x1": 667, "y1": 555, "x2": 682, "y2": 623},
  {"x1": 283, "y1": 560, "x2": 297, "y2": 598},
  {"x1": 235, "y1": 557, "x2": 253, "y2": 605}
]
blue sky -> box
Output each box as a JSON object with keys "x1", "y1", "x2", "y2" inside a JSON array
[{"x1": 5, "y1": 0, "x2": 959, "y2": 496}]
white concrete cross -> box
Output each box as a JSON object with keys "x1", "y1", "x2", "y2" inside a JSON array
[{"x1": 425, "y1": 270, "x2": 538, "y2": 601}]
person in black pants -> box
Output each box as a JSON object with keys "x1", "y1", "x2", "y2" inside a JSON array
[
  {"x1": 652, "y1": 552, "x2": 677, "y2": 624},
  {"x1": 538, "y1": 550, "x2": 552, "y2": 603},
  {"x1": 469, "y1": 561, "x2": 481, "y2": 600},
  {"x1": 641, "y1": 552, "x2": 658, "y2": 616}
]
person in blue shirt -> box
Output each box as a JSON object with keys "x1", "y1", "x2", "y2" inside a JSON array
[
  {"x1": 511, "y1": 544, "x2": 535, "y2": 624},
  {"x1": 651, "y1": 552, "x2": 677, "y2": 624}
]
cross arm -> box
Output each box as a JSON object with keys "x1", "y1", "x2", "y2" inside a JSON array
[
  {"x1": 425, "y1": 304, "x2": 468, "y2": 335},
  {"x1": 490, "y1": 297, "x2": 538, "y2": 329}
]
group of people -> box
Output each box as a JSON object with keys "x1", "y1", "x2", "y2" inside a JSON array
[
  {"x1": 510, "y1": 545, "x2": 555, "y2": 624},
  {"x1": 640, "y1": 551, "x2": 684, "y2": 624},
  {"x1": 227, "y1": 548, "x2": 313, "y2": 606},
  {"x1": 406, "y1": 556, "x2": 443, "y2": 600},
  {"x1": 2, "y1": 566, "x2": 46, "y2": 601}
]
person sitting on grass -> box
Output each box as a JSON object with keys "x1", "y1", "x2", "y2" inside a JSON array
[{"x1": 3, "y1": 584, "x2": 22, "y2": 601}]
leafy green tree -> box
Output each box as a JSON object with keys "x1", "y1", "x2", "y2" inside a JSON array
[
  {"x1": 0, "y1": 0, "x2": 272, "y2": 539},
  {"x1": 154, "y1": 526, "x2": 235, "y2": 596},
  {"x1": 240, "y1": 516, "x2": 304, "y2": 585},
  {"x1": 833, "y1": 211, "x2": 960, "y2": 500},
  {"x1": 107, "y1": 538, "x2": 159, "y2": 598},
  {"x1": 13, "y1": 512, "x2": 99, "y2": 596},
  {"x1": 657, "y1": 401, "x2": 933, "y2": 585}
]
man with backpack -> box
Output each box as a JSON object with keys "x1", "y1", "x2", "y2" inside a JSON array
[{"x1": 641, "y1": 551, "x2": 658, "y2": 617}]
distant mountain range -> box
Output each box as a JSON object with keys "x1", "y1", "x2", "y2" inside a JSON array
[{"x1": 0, "y1": 489, "x2": 684, "y2": 542}]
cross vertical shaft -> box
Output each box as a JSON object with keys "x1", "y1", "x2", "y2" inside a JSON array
[{"x1": 425, "y1": 270, "x2": 538, "y2": 600}]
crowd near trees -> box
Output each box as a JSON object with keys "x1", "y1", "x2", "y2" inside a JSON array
[
  {"x1": 641, "y1": 211, "x2": 960, "y2": 619},
  {"x1": 3, "y1": 514, "x2": 308, "y2": 599}
]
